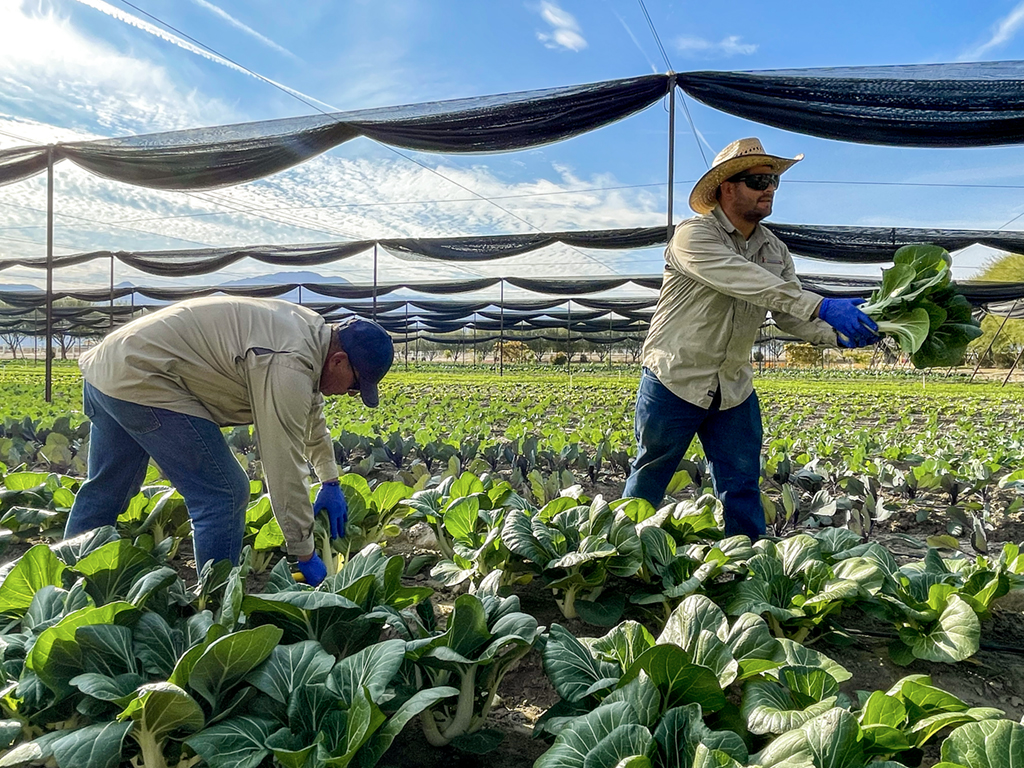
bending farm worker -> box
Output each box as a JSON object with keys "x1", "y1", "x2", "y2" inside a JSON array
[
  {"x1": 63, "y1": 296, "x2": 394, "y2": 586},
  {"x1": 623, "y1": 137, "x2": 879, "y2": 540}
]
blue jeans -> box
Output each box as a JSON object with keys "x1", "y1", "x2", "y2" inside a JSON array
[
  {"x1": 65, "y1": 382, "x2": 250, "y2": 570},
  {"x1": 623, "y1": 369, "x2": 766, "y2": 541}
]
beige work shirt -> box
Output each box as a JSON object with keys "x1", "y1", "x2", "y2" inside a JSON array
[
  {"x1": 643, "y1": 206, "x2": 837, "y2": 410},
  {"x1": 80, "y1": 296, "x2": 338, "y2": 557}
]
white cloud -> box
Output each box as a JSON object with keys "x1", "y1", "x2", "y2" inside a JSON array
[
  {"x1": 0, "y1": 4, "x2": 667, "y2": 290},
  {"x1": 0, "y1": 2, "x2": 237, "y2": 134},
  {"x1": 960, "y1": 1, "x2": 1024, "y2": 60},
  {"x1": 188, "y1": 0, "x2": 299, "y2": 61},
  {"x1": 674, "y1": 35, "x2": 757, "y2": 58},
  {"x1": 535, "y1": 1, "x2": 587, "y2": 52},
  {"x1": 0, "y1": 115, "x2": 666, "y2": 288},
  {"x1": 67, "y1": 0, "x2": 334, "y2": 110}
]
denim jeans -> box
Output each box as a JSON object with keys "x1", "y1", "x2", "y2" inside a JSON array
[
  {"x1": 65, "y1": 382, "x2": 250, "y2": 570},
  {"x1": 623, "y1": 369, "x2": 766, "y2": 541}
]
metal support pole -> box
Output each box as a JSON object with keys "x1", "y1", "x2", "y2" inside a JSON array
[
  {"x1": 1002, "y1": 345, "x2": 1024, "y2": 387},
  {"x1": 473, "y1": 316, "x2": 477, "y2": 366},
  {"x1": 602, "y1": 313, "x2": 610, "y2": 372},
  {"x1": 970, "y1": 301, "x2": 1017, "y2": 382},
  {"x1": 667, "y1": 74, "x2": 676, "y2": 242},
  {"x1": 566, "y1": 299, "x2": 572, "y2": 376},
  {"x1": 109, "y1": 255, "x2": 115, "y2": 330},
  {"x1": 372, "y1": 244, "x2": 378, "y2": 321},
  {"x1": 298, "y1": 285, "x2": 303, "y2": 305},
  {"x1": 45, "y1": 147, "x2": 54, "y2": 402},
  {"x1": 499, "y1": 280, "x2": 504, "y2": 377},
  {"x1": 404, "y1": 302, "x2": 409, "y2": 370}
]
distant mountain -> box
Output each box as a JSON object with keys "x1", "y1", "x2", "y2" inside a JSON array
[
  {"x1": 217, "y1": 271, "x2": 352, "y2": 287},
  {"x1": 0, "y1": 283, "x2": 42, "y2": 293}
]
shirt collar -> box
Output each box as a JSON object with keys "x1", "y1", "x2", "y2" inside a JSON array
[{"x1": 709, "y1": 205, "x2": 767, "y2": 250}]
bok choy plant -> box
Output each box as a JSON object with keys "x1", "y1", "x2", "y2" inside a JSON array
[{"x1": 859, "y1": 244, "x2": 982, "y2": 368}]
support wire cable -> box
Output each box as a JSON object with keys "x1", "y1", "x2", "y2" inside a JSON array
[
  {"x1": 114, "y1": 0, "x2": 617, "y2": 277},
  {"x1": 635, "y1": 0, "x2": 707, "y2": 168}
]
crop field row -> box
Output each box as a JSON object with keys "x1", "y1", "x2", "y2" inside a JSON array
[{"x1": 0, "y1": 362, "x2": 1023, "y2": 768}]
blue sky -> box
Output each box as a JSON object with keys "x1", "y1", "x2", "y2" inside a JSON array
[{"x1": 3, "y1": 0, "x2": 1024, "y2": 297}]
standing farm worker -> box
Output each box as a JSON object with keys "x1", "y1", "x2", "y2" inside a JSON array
[
  {"x1": 63, "y1": 296, "x2": 394, "y2": 587},
  {"x1": 623, "y1": 138, "x2": 879, "y2": 541}
]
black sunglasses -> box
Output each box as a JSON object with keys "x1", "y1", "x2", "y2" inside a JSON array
[
  {"x1": 728, "y1": 173, "x2": 781, "y2": 191},
  {"x1": 348, "y1": 366, "x2": 361, "y2": 395}
]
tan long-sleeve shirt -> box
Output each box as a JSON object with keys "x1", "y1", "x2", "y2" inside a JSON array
[
  {"x1": 643, "y1": 207, "x2": 837, "y2": 410},
  {"x1": 79, "y1": 297, "x2": 338, "y2": 557}
]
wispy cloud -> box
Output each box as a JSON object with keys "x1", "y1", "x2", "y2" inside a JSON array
[
  {"x1": 674, "y1": 35, "x2": 757, "y2": 58},
  {"x1": 535, "y1": 1, "x2": 587, "y2": 52},
  {"x1": 959, "y1": 1, "x2": 1024, "y2": 60},
  {"x1": 68, "y1": 0, "x2": 334, "y2": 110},
  {"x1": 607, "y1": 5, "x2": 659, "y2": 73},
  {"x1": 0, "y1": 3, "x2": 236, "y2": 135},
  {"x1": 187, "y1": 0, "x2": 299, "y2": 62}
]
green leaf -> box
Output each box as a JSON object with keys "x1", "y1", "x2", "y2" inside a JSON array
[
  {"x1": 590, "y1": 621, "x2": 655, "y2": 670},
  {"x1": 185, "y1": 716, "x2": 277, "y2": 768},
  {"x1": 543, "y1": 624, "x2": 620, "y2": 704},
  {"x1": 756, "y1": 707, "x2": 864, "y2": 768},
  {"x1": 659, "y1": 595, "x2": 728, "y2": 648},
  {"x1": 0, "y1": 544, "x2": 66, "y2": 618},
  {"x1": 187, "y1": 625, "x2": 283, "y2": 709},
  {"x1": 126, "y1": 567, "x2": 178, "y2": 607},
  {"x1": 876, "y1": 308, "x2": 932, "y2": 354},
  {"x1": 742, "y1": 679, "x2": 837, "y2": 735},
  {"x1": 443, "y1": 496, "x2": 481, "y2": 542},
  {"x1": 773, "y1": 639, "x2": 851, "y2": 683},
  {"x1": 940, "y1": 719, "x2": 1024, "y2": 768},
  {"x1": 582, "y1": 724, "x2": 655, "y2": 768},
  {"x1": 535, "y1": 701, "x2": 637, "y2": 768},
  {"x1": 70, "y1": 672, "x2": 145, "y2": 703},
  {"x1": 724, "y1": 613, "x2": 781, "y2": 679},
  {"x1": 26, "y1": 601, "x2": 137, "y2": 695},
  {"x1": 907, "y1": 594, "x2": 980, "y2": 663},
  {"x1": 133, "y1": 612, "x2": 185, "y2": 678},
  {"x1": 77, "y1": 624, "x2": 136, "y2": 676},
  {"x1": 245, "y1": 640, "x2": 335, "y2": 705},
  {"x1": 327, "y1": 638, "x2": 406, "y2": 706},
  {"x1": 265, "y1": 728, "x2": 321, "y2": 768},
  {"x1": 73, "y1": 540, "x2": 158, "y2": 605},
  {"x1": 355, "y1": 686, "x2": 459, "y2": 767},
  {"x1": 576, "y1": 592, "x2": 626, "y2": 627},
  {"x1": 619, "y1": 645, "x2": 726, "y2": 713},
  {"x1": 859, "y1": 690, "x2": 907, "y2": 727},
  {"x1": 119, "y1": 682, "x2": 205, "y2": 744},
  {"x1": 0, "y1": 731, "x2": 66, "y2": 768},
  {"x1": 51, "y1": 721, "x2": 133, "y2": 768}
]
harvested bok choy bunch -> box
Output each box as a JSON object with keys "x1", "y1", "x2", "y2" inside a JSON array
[{"x1": 859, "y1": 243, "x2": 982, "y2": 368}]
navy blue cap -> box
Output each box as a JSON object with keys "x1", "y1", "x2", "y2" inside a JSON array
[{"x1": 337, "y1": 318, "x2": 394, "y2": 408}]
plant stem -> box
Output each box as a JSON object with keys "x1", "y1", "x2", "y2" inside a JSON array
[{"x1": 134, "y1": 730, "x2": 168, "y2": 768}]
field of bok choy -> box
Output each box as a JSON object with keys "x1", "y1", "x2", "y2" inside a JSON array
[{"x1": 0, "y1": 362, "x2": 1022, "y2": 768}]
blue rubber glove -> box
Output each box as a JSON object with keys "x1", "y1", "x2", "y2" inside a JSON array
[
  {"x1": 314, "y1": 480, "x2": 348, "y2": 539},
  {"x1": 296, "y1": 553, "x2": 327, "y2": 586},
  {"x1": 817, "y1": 298, "x2": 880, "y2": 348}
]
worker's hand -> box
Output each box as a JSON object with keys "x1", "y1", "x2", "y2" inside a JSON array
[
  {"x1": 817, "y1": 298, "x2": 880, "y2": 348},
  {"x1": 314, "y1": 480, "x2": 348, "y2": 539},
  {"x1": 295, "y1": 553, "x2": 327, "y2": 586}
]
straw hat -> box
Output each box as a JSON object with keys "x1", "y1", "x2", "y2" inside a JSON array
[{"x1": 688, "y1": 138, "x2": 803, "y2": 214}]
